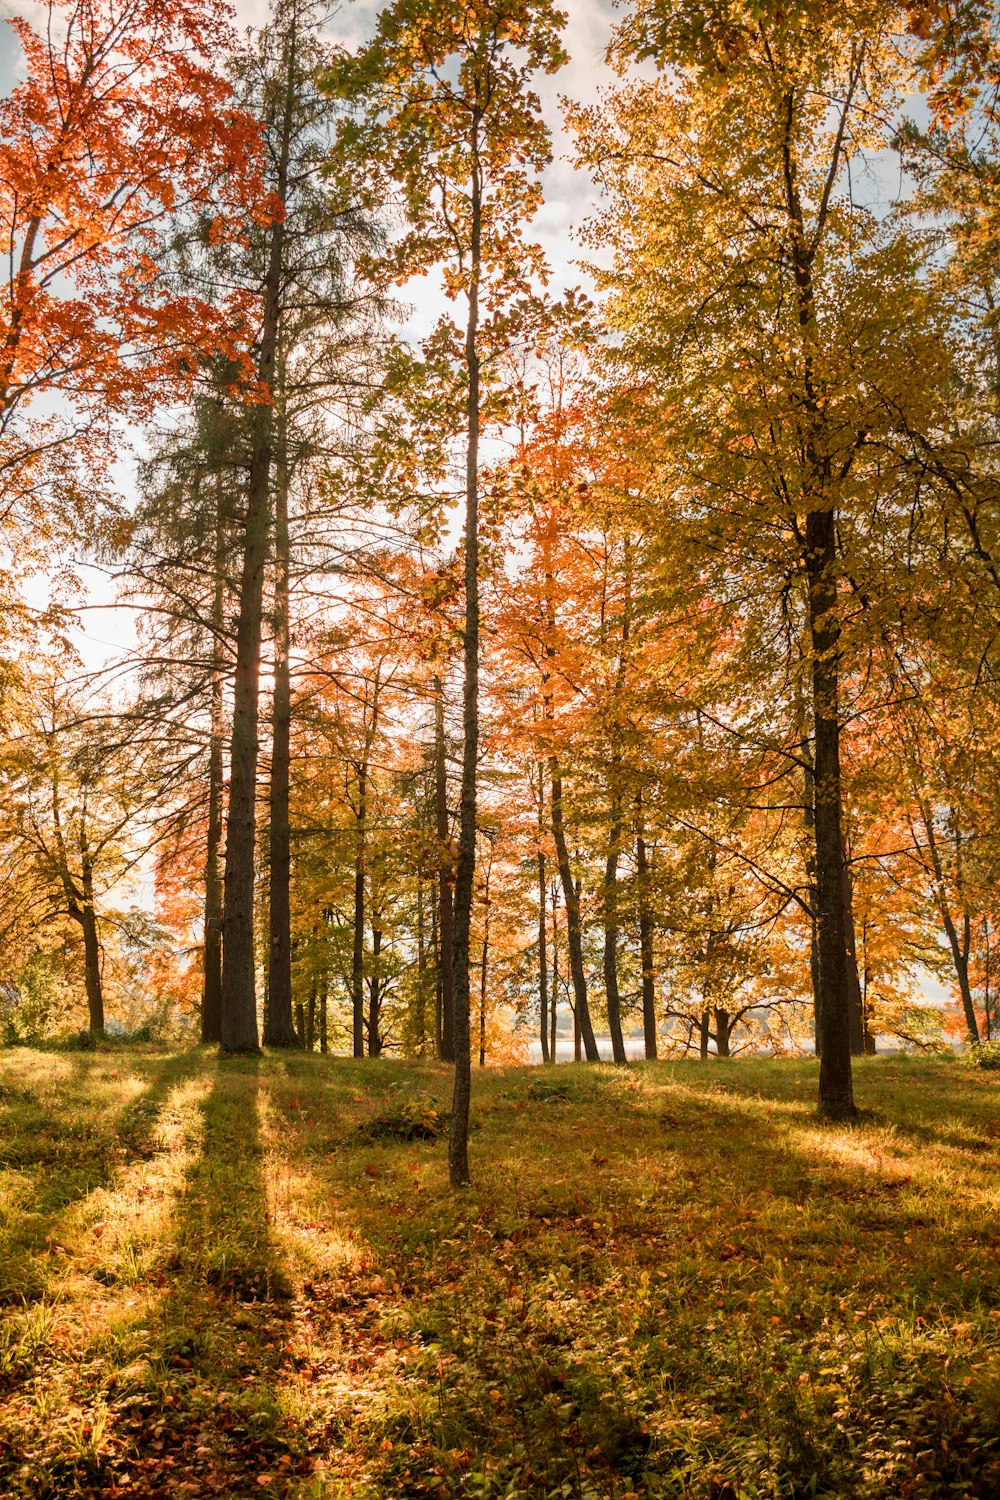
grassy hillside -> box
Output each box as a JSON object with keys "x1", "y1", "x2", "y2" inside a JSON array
[{"x1": 0, "y1": 1049, "x2": 997, "y2": 1498}]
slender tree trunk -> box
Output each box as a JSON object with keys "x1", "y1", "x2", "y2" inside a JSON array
[
  {"x1": 635, "y1": 814, "x2": 657, "y2": 1060},
  {"x1": 221, "y1": 22, "x2": 297, "y2": 1055},
  {"x1": 807, "y1": 504, "x2": 856, "y2": 1119},
  {"x1": 351, "y1": 763, "x2": 367, "y2": 1059},
  {"x1": 80, "y1": 859, "x2": 104, "y2": 1037},
  {"x1": 449, "y1": 113, "x2": 482, "y2": 1189},
  {"x1": 944, "y1": 908, "x2": 980, "y2": 1045},
  {"x1": 550, "y1": 760, "x2": 599, "y2": 1061},
  {"x1": 603, "y1": 800, "x2": 628, "y2": 1065},
  {"x1": 369, "y1": 925, "x2": 383, "y2": 1057},
  {"x1": 306, "y1": 979, "x2": 316, "y2": 1052},
  {"x1": 550, "y1": 881, "x2": 559, "y2": 1064},
  {"x1": 538, "y1": 843, "x2": 549, "y2": 1064},
  {"x1": 699, "y1": 1010, "x2": 710, "y2": 1060},
  {"x1": 319, "y1": 971, "x2": 328, "y2": 1054},
  {"x1": 432, "y1": 895, "x2": 442, "y2": 1057},
  {"x1": 479, "y1": 902, "x2": 489, "y2": 1068},
  {"x1": 435, "y1": 675, "x2": 455, "y2": 1061},
  {"x1": 803, "y1": 738, "x2": 822, "y2": 1057},
  {"x1": 265, "y1": 415, "x2": 298, "y2": 1047},
  {"x1": 416, "y1": 878, "x2": 427, "y2": 1056},
  {"x1": 202, "y1": 645, "x2": 225, "y2": 1044}
]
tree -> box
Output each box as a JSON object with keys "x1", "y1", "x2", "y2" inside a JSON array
[
  {"x1": 0, "y1": 0, "x2": 264, "y2": 506},
  {"x1": 576, "y1": 0, "x2": 956, "y2": 1116},
  {"x1": 329, "y1": 0, "x2": 567, "y2": 1183}
]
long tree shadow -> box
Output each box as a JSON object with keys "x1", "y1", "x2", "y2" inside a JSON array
[
  {"x1": 0, "y1": 1047, "x2": 205, "y2": 1307},
  {"x1": 105, "y1": 1054, "x2": 312, "y2": 1500}
]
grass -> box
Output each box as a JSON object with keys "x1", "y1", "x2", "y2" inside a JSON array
[{"x1": 0, "y1": 1049, "x2": 997, "y2": 1499}]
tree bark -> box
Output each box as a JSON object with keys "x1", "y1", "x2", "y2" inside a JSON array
[
  {"x1": 434, "y1": 675, "x2": 455, "y2": 1061},
  {"x1": 635, "y1": 814, "x2": 657, "y2": 1060},
  {"x1": 220, "y1": 19, "x2": 297, "y2": 1055},
  {"x1": 449, "y1": 108, "x2": 482, "y2": 1189},
  {"x1": 351, "y1": 763, "x2": 367, "y2": 1059},
  {"x1": 202, "y1": 490, "x2": 226, "y2": 1045},
  {"x1": 538, "y1": 843, "x2": 550, "y2": 1064},
  {"x1": 80, "y1": 854, "x2": 104, "y2": 1037},
  {"x1": 550, "y1": 760, "x2": 599, "y2": 1061},
  {"x1": 603, "y1": 802, "x2": 628, "y2": 1065},
  {"x1": 264, "y1": 416, "x2": 299, "y2": 1047},
  {"x1": 714, "y1": 1006, "x2": 732, "y2": 1058},
  {"x1": 808, "y1": 504, "x2": 856, "y2": 1118},
  {"x1": 368, "y1": 924, "x2": 383, "y2": 1057}
]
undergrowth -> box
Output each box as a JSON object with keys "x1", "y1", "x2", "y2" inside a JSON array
[{"x1": 0, "y1": 1049, "x2": 997, "y2": 1498}]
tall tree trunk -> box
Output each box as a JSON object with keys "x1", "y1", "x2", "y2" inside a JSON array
[
  {"x1": 80, "y1": 853, "x2": 104, "y2": 1037},
  {"x1": 351, "y1": 763, "x2": 367, "y2": 1059},
  {"x1": 550, "y1": 881, "x2": 559, "y2": 1064},
  {"x1": 369, "y1": 924, "x2": 383, "y2": 1057},
  {"x1": 306, "y1": 979, "x2": 316, "y2": 1052},
  {"x1": 319, "y1": 971, "x2": 328, "y2": 1054},
  {"x1": 699, "y1": 1010, "x2": 710, "y2": 1059},
  {"x1": 807, "y1": 504, "x2": 856, "y2": 1118},
  {"x1": 603, "y1": 799, "x2": 628, "y2": 1065},
  {"x1": 803, "y1": 735, "x2": 822, "y2": 1057},
  {"x1": 635, "y1": 809, "x2": 657, "y2": 1060},
  {"x1": 550, "y1": 760, "x2": 599, "y2": 1061},
  {"x1": 537, "y1": 770, "x2": 550, "y2": 1064},
  {"x1": 434, "y1": 675, "x2": 455, "y2": 1061},
  {"x1": 479, "y1": 898, "x2": 489, "y2": 1069},
  {"x1": 449, "y1": 111, "x2": 482, "y2": 1189},
  {"x1": 538, "y1": 845, "x2": 549, "y2": 1064},
  {"x1": 264, "y1": 416, "x2": 298, "y2": 1047},
  {"x1": 202, "y1": 622, "x2": 225, "y2": 1044},
  {"x1": 416, "y1": 878, "x2": 428, "y2": 1056},
  {"x1": 220, "y1": 21, "x2": 297, "y2": 1055},
  {"x1": 714, "y1": 1007, "x2": 732, "y2": 1058}
]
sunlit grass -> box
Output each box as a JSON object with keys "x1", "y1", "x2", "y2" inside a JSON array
[{"x1": 0, "y1": 1048, "x2": 997, "y2": 1497}]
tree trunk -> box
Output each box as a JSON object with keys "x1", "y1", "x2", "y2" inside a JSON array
[
  {"x1": 944, "y1": 908, "x2": 981, "y2": 1046},
  {"x1": 699, "y1": 1010, "x2": 710, "y2": 1060},
  {"x1": 416, "y1": 878, "x2": 428, "y2": 1056},
  {"x1": 550, "y1": 760, "x2": 599, "y2": 1061},
  {"x1": 306, "y1": 980, "x2": 316, "y2": 1052},
  {"x1": 538, "y1": 845, "x2": 549, "y2": 1064},
  {"x1": 202, "y1": 640, "x2": 225, "y2": 1044},
  {"x1": 264, "y1": 419, "x2": 299, "y2": 1048},
  {"x1": 220, "y1": 20, "x2": 297, "y2": 1055},
  {"x1": 550, "y1": 881, "x2": 559, "y2": 1065},
  {"x1": 434, "y1": 675, "x2": 455, "y2": 1061},
  {"x1": 368, "y1": 925, "x2": 383, "y2": 1057},
  {"x1": 351, "y1": 763, "x2": 367, "y2": 1059},
  {"x1": 319, "y1": 971, "x2": 328, "y2": 1054},
  {"x1": 635, "y1": 817, "x2": 657, "y2": 1060},
  {"x1": 603, "y1": 801, "x2": 628, "y2": 1065},
  {"x1": 448, "y1": 112, "x2": 482, "y2": 1189},
  {"x1": 807, "y1": 504, "x2": 856, "y2": 1118},
  {"x1": 714, "y1": 1006, "x2": 731, "y2": 1058},
  {"x1": 80, "y1": 858, "x2": 104, "y2": 1037}
]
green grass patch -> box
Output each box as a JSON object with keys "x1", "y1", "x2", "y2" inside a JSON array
[{"x1": 0, "y1": 1049, "x2": 997, "y2": 1497}]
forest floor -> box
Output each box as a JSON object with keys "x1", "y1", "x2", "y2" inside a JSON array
[{"x1": 0, "y1": 1050, "x2": 997, "y2": 1500}]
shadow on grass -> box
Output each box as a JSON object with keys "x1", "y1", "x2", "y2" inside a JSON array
[
  {"x1": 101, "y1": 1054, "x2": 313, "y2": 1500},
  {"x1": 0, "y1": 1048, "x2": 205, "y2": 1307}
]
